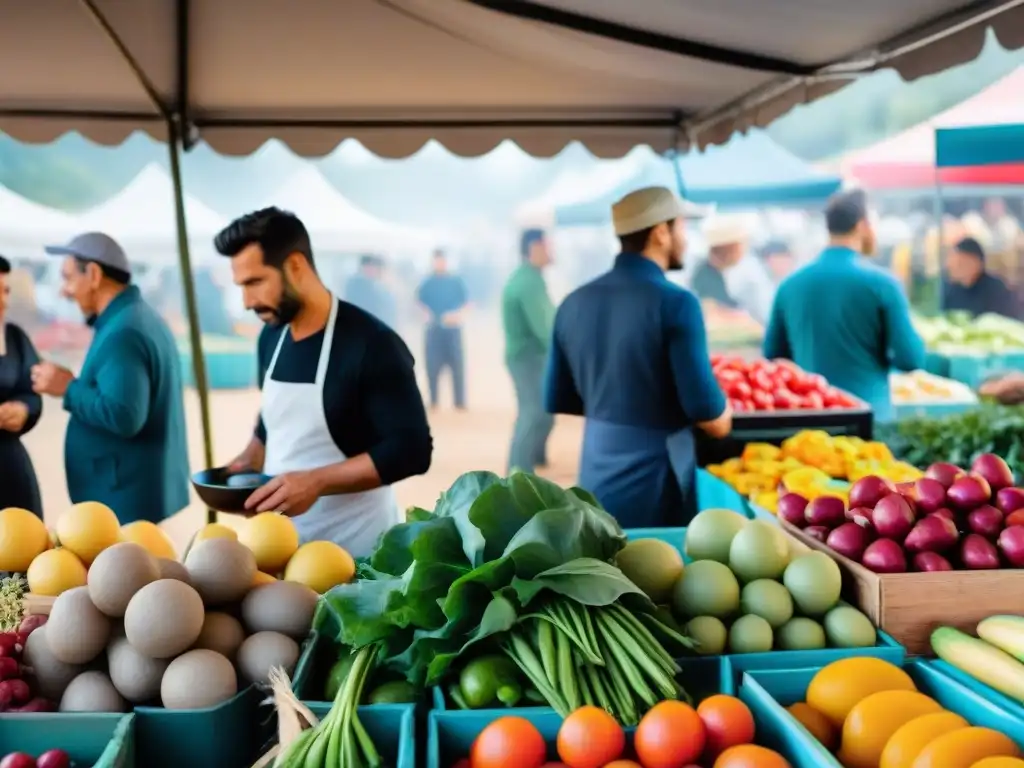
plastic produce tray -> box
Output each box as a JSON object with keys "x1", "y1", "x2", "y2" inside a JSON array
[
  {"x1": 892, "y1": 400, "x2": 978, "y2": 422},
  {"x1": 303, "y1": 702, "x2": 415, "y2": 768},
  {"x1": 0, "y1": 712, "x2": 134, "y2": 768},
  {"x1": 696, "y1": 405, "x2": 874, "y2": 467},
  {"x1": 427, "y1": 656, "x2": 823, "y2": 768},
  {"x1": 929, "y1": 659, "x2": 1024, "y2": 726},
  {"x1": 738, "y1": 658, "x2": 1024, "y2": 765},
  {"x1": 133, "y1": 686, "x2": 263, "y2": 768}
]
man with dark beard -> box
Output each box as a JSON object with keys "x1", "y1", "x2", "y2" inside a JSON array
[
  {"x1": 217, "y1": 208, "x2": 432, "y2": 557},
  {"x1": 545, "y1": 187, "x2": 732, "y2": 528}
]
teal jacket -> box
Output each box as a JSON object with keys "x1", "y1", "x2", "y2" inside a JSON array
[
  {"x1": 63, "y1": 286, "x2": 190, "y2": 523},
  {"x1": 501, "y1": 263, "x2": 554, "y2": 363},
  {"x1": 763, "y1": 246, "x2": 926, "y2": 422}
]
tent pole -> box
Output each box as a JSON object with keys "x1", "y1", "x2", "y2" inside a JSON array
[{"x1": 166, "y1": 117, "x2": 216, "y2": 525}]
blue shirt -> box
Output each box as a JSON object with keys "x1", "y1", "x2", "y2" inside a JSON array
[
  {"x1": 416, "y1": 273, "x2": 469, "y2": 325},
  {"x1": 763, "y1": 246, "x2": 926, "y2": 421},
  {"x1": 546, "y1": 253, "x2": 726, "y2": 429}
]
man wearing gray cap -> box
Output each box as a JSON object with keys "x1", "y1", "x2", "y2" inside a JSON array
[
  {"x1": 545, "y1": 186, "x2": 732, "y2": 527},
  {"x1": 31, "y1": 232, "x2": 189, "y2": 523},
  {"x1": 763, "y1": 190, "x2": 925, "y2": 421}
]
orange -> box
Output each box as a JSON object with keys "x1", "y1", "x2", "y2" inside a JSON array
[
  {"x1": 910, "y1": 727, "x2": 1019, "y2": 767},
  {"x1": 806, "y1": 657, "x2": 916, "y2": 729},
  {"x1": 0, "y1": 507, "x2": 50, "y2": 571},
  {"x1": 838, "y1": 690, "x2": 943, "y2": 768},
  {"x1": 786, "y1": 703, "x2": 837, "y2": 751},
  {"x1": 284, "y1": 540, "x2": 355, "y2": 593},
  {"x1": 26, "y1": 548, "x2": 87, "y2": 596},
  {"x1": 55, "y1": 501, "x2": 121, "y2": 565},
  {"x1": 602, "y1": 763, "x2": 642, "y2": 768},
  {"x1": 698, "y1": 695, "x2": 756, "y2": 759},
  {"x1": 252, "y1": 570, "x2": 278, "y2": 586},
  {"x1": 556, "y1": 706, "x2": 624, "y2": 768},
  {"x1": 470, "y1": 716, "x2": 547, "y2": 768},
  {"x1": 120, "y1": 520, "x2": 177, "y2": 559},
  {"x1": 714, "y1": 744, "x2": 791, "y2": 767},
  {"x1": 971, "y1": 759, "x2": 1024, "y2": 767},
  {"x1": 635, "y1": 700, "x2": 706, "y2": 768},
  {"x1": 879, "y1": 711, "x2": 968, "y2": 768},
  {"x1": 240, "y1": 512, "x2": 299, "y2": 572}
]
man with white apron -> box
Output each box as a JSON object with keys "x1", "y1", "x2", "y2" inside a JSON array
[
  {"x1": 545, "y1": 187, "x2": 732, "y2": 527},
  {"x1": 215, "y1": 208, "x2": 433, "y2": 558}
]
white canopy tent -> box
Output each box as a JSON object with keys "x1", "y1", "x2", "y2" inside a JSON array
[
  {"x1": 0, "y1": 185, "x2": 79, "y2": 258},
  {"x1": 264, "y1": 167, "x2": 436, "y2": 253},
  {"x1": 72, "y1": 163, "x2": 225, "y2": 258}
]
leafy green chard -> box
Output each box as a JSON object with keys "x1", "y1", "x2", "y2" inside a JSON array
[{"x1": 316, "y1": 471, "x2": 644, "y2": 687}]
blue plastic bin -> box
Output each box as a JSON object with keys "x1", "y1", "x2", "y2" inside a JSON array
[
  {"x1": 428, "y1": 656, "x2": 816, "y2": 767},
  {"x1": 697, "y1": 469, "x2": 751, "y2": 515},
  {"x1": 947, "y1": 352, "x2": 1024, "y2": 389},
  {"x1": 738, "y1": 659, "x2": 1024, "y2": 766},
  {"x1": 892, "y1": 400, "x2": 978, "y2": 422},
  {"x1": 304, "y1": 702, "x2": 415, "y2": 768},
  {"x1": 929, "y1": 658, "x2": 1024, "y2": 727},
  {"x1": 0, "y1": 712, "x2": 134, "y2": 768},
  {"x1": 721, "y1": 629, "x2": 905, "y2": 694}
]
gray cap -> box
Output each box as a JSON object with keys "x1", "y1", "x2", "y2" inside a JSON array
[{"x1": 44, "y1": 232, "x2": 131, "y2": 274}]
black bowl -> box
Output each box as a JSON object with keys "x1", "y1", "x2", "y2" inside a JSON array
[{"x1": 191, "y1": 467, "x2": 274, "y2": 513}]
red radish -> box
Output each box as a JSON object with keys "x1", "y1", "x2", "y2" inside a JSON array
[
  {"x1": 1007, "y1": 509, "x2": 1024, "y2": 528},
  {"x1": 972, "y1": 453, "x2": 1015, "y2": 492},
  {"x1": 911, "y1": 478, "x2": 947, "y2": 515},
  {"x1": 16, "y1": 616, "x2": 46, "y2": 646},
  {"x1": 925, "y1": 462, "x2": 965, "y2": 489},
  {"x1": 996, "y1": 487, "x2": 1024, "y2": 515},
  {"x1": 931, "y1": 507, "x2": 956, "y2": 522},
  {"x1": 967, "y1": 505, "x2": 1004, "y2": 540},
  {"x1": 904, "y1": 515, "x2": 959, "y2": 554},
  {"x1": 805, "y1": 496, "x2": 846, "y2": 529},
  {"x1": 872, "y1": 494, "x2": 915, "y2": 542},
  {"x1": 862, "y1": 539, "x2": 907, "y2": 573},
  {"x1": 36, "y1": 750, "x2": 71, "y2": 768},
  {"x1": 846, "y1": 506, "x2": 874, "y2": 529},
  {"x1": 826, "y1": 523, "x2": 874, "y2": 561},
  {"x1": 913, "y1": 552, "x2": 953, "y2": 571},
  {"x1": 998, "y1": 525, "x2": 1024, "y2": 568},
  {"x1": 0, "y1": 635, "x2": 18, "y2": 658},
  {"x1": 0, "y1": 679, "x2": 31, "y2": 706},
  {"x1": 7, "y1": 697, "x2": 54, "y2": 713},
  {"x1": 777, "y1": 493, "x2": 809, "y2": 527},
  {"x1": 947, "y1": 475, "x2": 992, "y2": 511},
  {"x1": 848, "y1": 475, "x2": 896, "y2": 511},
  {"x1": 0, "y1": 754, "x2": 36, "y2": 768},
  {"x1": 804, "y1": 526, "x2": 829, "y2": 543},
  {"x1": 961, "y1": 534, "x2": 1001, "y2": 570},
  {"x1": 0, "y1": 657, "x2": 19, "y2": 681}
]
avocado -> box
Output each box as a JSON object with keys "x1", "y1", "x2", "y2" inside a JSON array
[
  {"x1": 931, "y1": 626, "x2": 1024, "y2": 700},
  {"x1": 977, "y1": 615, "x2": 1024, "y2": 661}
]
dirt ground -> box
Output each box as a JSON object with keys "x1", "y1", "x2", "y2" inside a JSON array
[{"x1": 22, "y1": 311, "x2": 584, "y2": 553}]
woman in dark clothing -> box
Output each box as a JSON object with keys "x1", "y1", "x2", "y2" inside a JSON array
[{"x1": 0, "y1": 255, "x2": 43, "y2": 516}]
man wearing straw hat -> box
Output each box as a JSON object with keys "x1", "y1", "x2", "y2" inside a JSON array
[{"x1": 545, "y1": 186, "x2": 732, "y2": 527}]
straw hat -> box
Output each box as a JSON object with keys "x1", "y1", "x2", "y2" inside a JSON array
[
  {"x1": 611, "y1": 186, "x2": 704, "y2": 236},
  {"x1": 702, "y1": 214, "x2": 749, "y2": 248}
]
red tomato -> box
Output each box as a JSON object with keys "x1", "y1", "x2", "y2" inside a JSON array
[
  {"x1": 716, "y1": 369, "x2": 745, "y2": 386},
  {"x1": 773, "y1": 389, "x2": 801, "y2": 410},
  {"x1": 803, "y1": 392, "x2": 824, "y2": 410},
  {"x1": 725, "y1": 380, "x2": 752, "y2": 400},
  {"x1": 749, "y1": 369, "x2": 773, "y2": 392},
  {"x1": 471, "y1": 717, "x2": 547, "y2": 768},
  {"x1": 804, "y1": 373, "x2": 828, "y2": 392},
  {"x1": 751, "y1": 390, "x2": 774, "y2": 411},
  {"x1": 729, "y1": 399, "x2": 747, "y2": 412},
  {"x1": 740, "y1": 398, "x2": 756, "y2": 412}
]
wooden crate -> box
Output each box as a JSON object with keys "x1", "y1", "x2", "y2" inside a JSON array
[{"x1": 781, "y1": 522, "x2": 1024, "y2": 655}]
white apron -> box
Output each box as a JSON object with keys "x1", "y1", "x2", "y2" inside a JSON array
[{"x1": 261, "y1": 297, "x2": 399, "y2": 558}]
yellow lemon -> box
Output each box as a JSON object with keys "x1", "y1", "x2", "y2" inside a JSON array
[
  {"x1": 55, "y1": 501, "x2": 121, "y2": 565},
  {"x1": 838, "y1": 690, "x2": 943, "y2": 768},
  {"x1": 807, "y1": 657, "x2": 916, "y2": 729},
  {"x1": 880, "y1": 711, "x2": 969, "y2": 768},
  {"x1": 120, "y1": 520, "x2": 177, "y2": 560},
  {"x1": 240, "y1": 512, "x2": 299, "y2": 573},
  {"x1": 196, "y1": 523, "x2": 238, "y2": 541},
  {"x1": 0, "y1": 508, "x2": 50, "y2": 572},
  {"x1": 284, "y1": 541, "x2": 355, "y2": 593},
  {"x1": 252, "y1": 570, "x2": 278, "y2": 587},
  {"x1": 26, "y1": 548, "x2": 88, "y2": 596},
  {"x1": 911, "y1": 727, "x2": 1019, "y2": 767}
]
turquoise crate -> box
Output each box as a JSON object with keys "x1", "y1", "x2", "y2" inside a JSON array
[
  {"x1": 428, "y1": 656, "x2": 813, "y2": 768},
  {"x1": 924, "y1": 351, "x2": 952, "y2": 378},
  {"x1": 622, "y1": 526, "x2": 687, "y2": 556},
  {"x1": 721, "y1": 630, "x2": 904, "y2": 694},
  {"x1": 432, "y1": 655, "x2": 724, "y2": 714},
  {"x1": 304, "y1": 702, "x2": 415, "y2": 768},
  {"x1": 697, "y1": 469, "x2": 751, "y2": 516},
  {"x1": 947, "y1": 352, "x2": 1024, "y2": 389},
  {"x1": 134, "y1": 686, "x2": 263, "y2": 768},
  {"x1": 929, "y1": 658, "x2": 1024, "y2": 728},
  {"x1": 738, "y1": 659, "x2": 1024, "y2": 766},
  {"x1": 0, "y1": 712, "x2": 134, "y2": 768},
  {"x1": 892, "y1": 400, "x2": 978, "y2": 422}
]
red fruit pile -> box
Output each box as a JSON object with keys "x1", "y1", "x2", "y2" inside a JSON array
[{"x1": 711, "y1": 356, "x2": 858, "y2": 413}]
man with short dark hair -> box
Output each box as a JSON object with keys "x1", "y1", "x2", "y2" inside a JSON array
[
  {"x1": 416, "y1": 249, "x2": 470, "y2": 409},
  {"x1": 501, "y1": 228, "x2": 555, "y2": 472},
  {"x1": 217, "y1": 207, "x2": 432, "y2": 556},
  {"x1": 943, "y1": 236, "x2": 1018, "y2": 319},
  {"x1": 31, "y1": 232, "x2": 189, "y2": 523},
  {"x1": 344, "y1": 254, "x2": 398, "y2": 329},
  {"x1": 546, "y1": 186, "x2": 732, "y2": 527},
  {"x1": 763, "y1": 190, "x2": 925, "y2": 421}
]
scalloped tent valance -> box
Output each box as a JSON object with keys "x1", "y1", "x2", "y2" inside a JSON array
[{"x1": 2, "y1": 0, "x2": 1024, "y2": 158}]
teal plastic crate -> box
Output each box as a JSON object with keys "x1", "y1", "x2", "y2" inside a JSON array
[
  {"x1": 738, "y1": 659, "x2": 1024, "y2": 766},
  {"x1": 0, "y1": 712, "x2": 134, "y2": 768},
  {"x1": 892, "y1": 400, "x2": 978, "y2": 422},
  {"x1": 302, "y1": 702, "x2": 415, "y2": 768},
  {"x1": 924, "y1": 351, "x2": 952, "y2": 378},
  {"x1": 947, "y1": 352, "x2": 1024, "y2": 389},
  {"x1": 292, "y1": 629, "x2": 334, "y2": 702},
  {"x1": 721, "y1": 629, "x2": 905, "y2": 694},
  {"x1": 134, "y1": 686, "x2": 263, "y2": 768},
  {"x1": 697, "y1": 469, "x2": 751, "y2": 515},
  {"x1": 427, "y1": 656, "x2": 815, "y2": 768},
  {"x1": 929, "y1": 658, "x2": 1024, "y2": 728}
]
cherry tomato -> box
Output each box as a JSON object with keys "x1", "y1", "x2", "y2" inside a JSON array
[
  {"x1": 804, "y1": 392, "x2": 825, "y2": 410},
  {"x1": 773, "y1": 388, "x2": 800, "y2": 410},
  {"x1": 751, "y1": 390, "x2": 774, "y2": 411},
  {"x1": 726, "y1": 380, "x2": 752, "y2": 400},
  {"x1": 729, "y1": 399, "x2": 747, "y2": 412},
  {"x1": 749, "y1": 369, "x2": 773, "y2": 392},
  {"x1": 804, "y1": 373, "x2": 828, "y2": 392}
]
